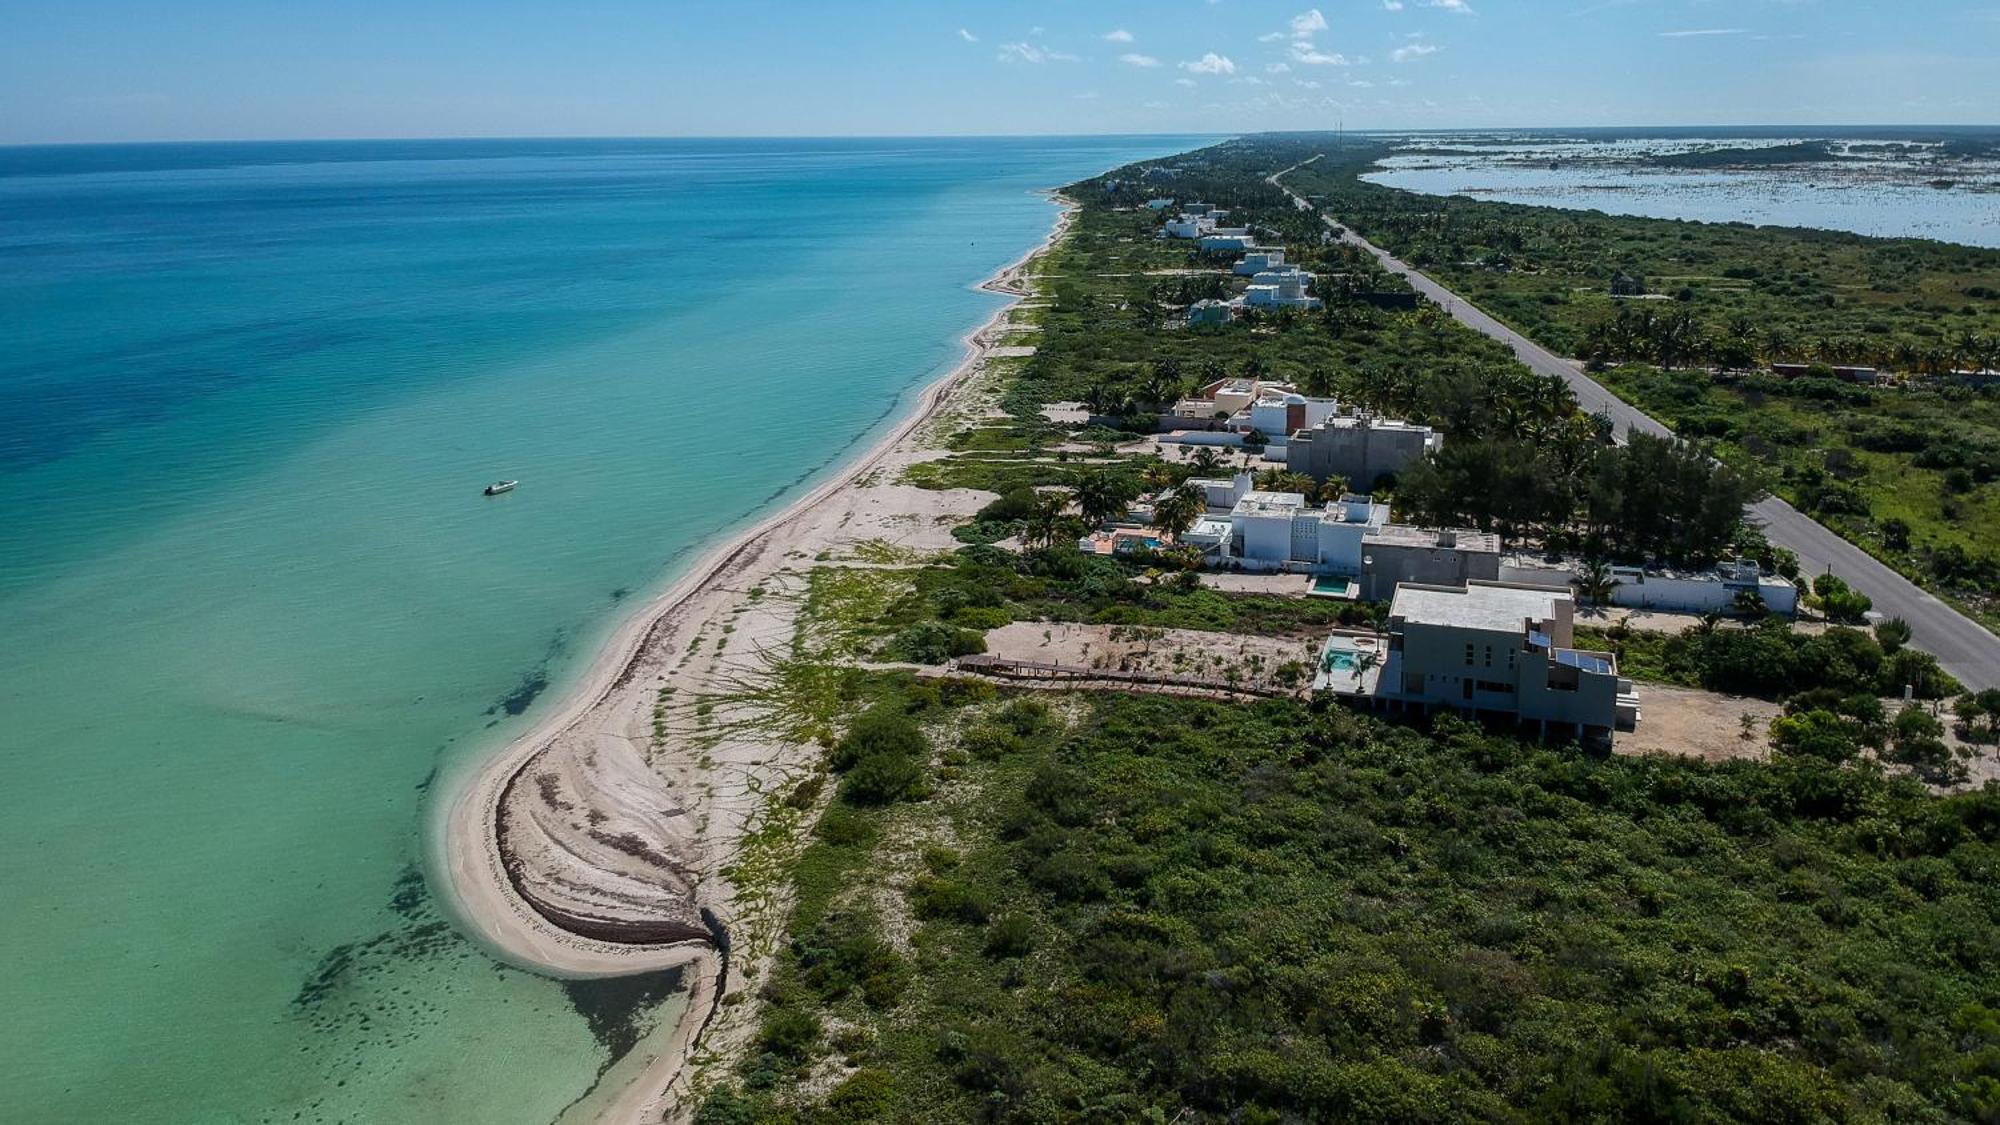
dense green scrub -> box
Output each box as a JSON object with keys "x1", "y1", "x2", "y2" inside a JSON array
[
  {"x1": 1595, "y1": 365, "x2": 2000, "y2": 630},
  {"x1": 701, "y1": 688, "x2": 2000, "y2": 1123}
]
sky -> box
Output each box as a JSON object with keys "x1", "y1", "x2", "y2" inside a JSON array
[{"x1": 3, "y1": 0, "x2": 1997, "y2": 144}]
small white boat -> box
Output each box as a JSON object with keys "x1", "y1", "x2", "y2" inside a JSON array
[{"x1": 483, "y1": 480, "x2": 517, "y2": 496}]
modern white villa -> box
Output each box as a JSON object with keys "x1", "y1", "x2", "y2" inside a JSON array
[
  {"x1": 1091, "y1": 472, "x2": 1501, "y2": 597},
  {"x1": 1315, "y1": 581, "x2": 1640, "y2": 746},
  {"x1": 1161, "y1": 381, "x2": 1341, "y2": 454},
  {"x1": 1239, "y1": 266, "x2": 1321, "y2": 310},
  {"x1": 1233, "y1": 249, "x2": 1286, "y2": 276},
  {"x1": 1199, "y1": 229, "x2": 1257, "y2": 253},
  {"x1": 1498, "y1": 556, "x2": 1800, "y2": 616},
  {"x1": 1186, "y1": 299, "x2": 1234, "y2": 327}
]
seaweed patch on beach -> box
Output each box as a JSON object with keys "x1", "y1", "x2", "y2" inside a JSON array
[{"x1": 563, "y1": 967, "x2": 685, "y2": 1061}]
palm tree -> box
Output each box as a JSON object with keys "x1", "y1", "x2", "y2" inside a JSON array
[
  {"x1": 1021, "y1": 492, "x2": 1072, "y2": 553},
  {"x1": 1254, "y1": 468, "x2": 1317, "y2": 495},
  {"x1": 1072, "y1": 469, "x2": 1136, "y2": 529},
  {"x1": 1152, "y1": 485, "x2": 1205, "y2": 545},
  {"x1": 1574, "y1": 559, "x2": 1618, "y2": 607},
  {"x1": 1314, "y1": 476, "x2": 1353, "y2": 504},
  {"x1": 1188, "y1": 447, "x2": 1225, "y2": 477}
]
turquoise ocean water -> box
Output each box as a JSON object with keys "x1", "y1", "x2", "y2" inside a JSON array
[{"x1": 0, "y1": 136, "x2": 1203, "y2": 1124}]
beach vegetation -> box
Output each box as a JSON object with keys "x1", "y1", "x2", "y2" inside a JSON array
[{"x1": 704, "y1": 686, "x2": 2000, "y2": 1122}]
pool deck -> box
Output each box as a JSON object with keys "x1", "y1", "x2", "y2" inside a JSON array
[{"x1": 1312, "y1": 632, "x2": 1386, "y2": 695}]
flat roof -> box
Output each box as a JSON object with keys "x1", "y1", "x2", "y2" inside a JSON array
[
  {"x1": 1365, "y1": 525, "x2": 1501, "y2": 552},
  {"x1": 1390, "y1": 582, "x2": 1568, "y2": 633}
]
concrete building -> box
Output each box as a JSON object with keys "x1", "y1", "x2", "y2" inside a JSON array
[
  {"x1": 1173, "y1": 378, "x2": 1293, "y2": 420},
  {"x1": 1187, "y1": 299, "x2": 1234, "y2": 327},
  {"x1": 1241, "y1": 389, "x2": 1341, "y2": 444},
  {"x1": 1318, "y1": 581, "x2": 1639, "y2": 745},
  {"x1": 1498, "y1": 556, "x2": 1800, "y2": 617},
  {"x1": 1358, "y1": 525, "x2": 1502, "y2": 601},
  {"x1": 1234, "y1": 249, "x2": 1286, "y2": 276},
  {"x1": 1239, "y1": 267, "x2": 1321, "y2": 311},
  {"x1": 1162, "y1": 213, "x2": 1213, "y2": 240},
  {"x1": 1226, "y1": 492, "x2": 1390, "y2": 573},
  {"x1": 1199, "y1": 231, "x2": 1257, "y2": 253},
  {"x1": 1286, "y1": 411, "x2": 1442, "y2": 490}
]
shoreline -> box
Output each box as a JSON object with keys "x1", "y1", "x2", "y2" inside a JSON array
[{"x1": 430, "y1": 189, "x2": 1073, "y2": 1121}]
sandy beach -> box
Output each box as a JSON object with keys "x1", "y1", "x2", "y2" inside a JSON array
[{"x1": 431, "y1": 192, "x2": 1073, "y2": 1123}]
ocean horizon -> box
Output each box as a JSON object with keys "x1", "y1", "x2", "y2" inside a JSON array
[{"x1": 0, "y1": 134, "x2": 1206, "y2": 1123}]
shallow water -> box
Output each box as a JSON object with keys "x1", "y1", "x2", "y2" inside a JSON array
[
  {"x1": 0, "y1": 135, "x2": 1205, "y2": 1123},
  {"x1": 1365, "y1": 136, "x2": 2000, "y2": 247}
]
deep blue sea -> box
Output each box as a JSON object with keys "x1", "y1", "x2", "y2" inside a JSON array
[{"x1": 0, "y1": 135, "x2": 1205, "y2": 1124}]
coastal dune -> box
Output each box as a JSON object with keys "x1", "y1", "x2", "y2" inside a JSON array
[{"x1": 432, "y1": 196, "x2": 1071, "y2": 1122}]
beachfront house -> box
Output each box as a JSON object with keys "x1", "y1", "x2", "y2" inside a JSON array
[
  {"x1": 1162, "y1": 213, "x2": 1213, "y2": 240},
  {"x1": 1159, "y1": 383, "x2": 1340, "y2": 454},
  {"x1": 1498, "y1": 556, "x2": 1800, "y2": 616},
  {"x1": 1286, "y1": 411, "x2": 1441, "y2": 490},
  {"x1": 1239, "y1": 266, "x2": 1321, "y2": 311},
  {"x1": 1357, "y1": 525, "x2": 1503, "y2": 601},
  {"x1": 1317, "y1": 581, "x2": 1640, "y2": 746},
  {"x1": 1199, "y1": 229, "x2": 1257, "y2": 253},
  {"x1": 1234, "y1": 249, "x2": 1286, "y2": 276},
  {"x1": 1187, "y1": 299, "x2": 1234, "y2": 327}
]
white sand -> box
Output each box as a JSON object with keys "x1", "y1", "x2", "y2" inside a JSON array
[{"x1": 431, "y1": 195, "x2": 1074, "y2": 1123}]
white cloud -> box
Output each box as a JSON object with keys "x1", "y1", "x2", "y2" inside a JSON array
[
  {"x1": 1174, "y1": 77, "x2": 1198, "y2": 87},
  {"x1": 1179, "y1": 52, "x2": 1237, "y2": 75},
  {"x1": 1425, "y1": 0, "x2": 1474, "y2": 12},
  {"x1": 1265, "y1": 61, "x2": 1292, "y2": 73},
  {"x1": 1291, "y1": 41, "x2": 1356, "y2": 65},
  {"x1": 996, "y1": 42, "x2": 1078, "y2": 63},
  {"x1": 1659, "y1": 27, "x2": 1749, "y2": 37},
  {"x1": 1296, "y1": 78, "x2": 1324, "y2": 88},
  {"x1": 1391, "y1": 41, "x2": 1440, "y2": 60},
  {"x1": 1383, "y1": 0, "x2": 1404, "y2": 8},
  {"x1": 1348, "y1": 78, "x2": 1375, "y2": 87},
  {"x1": 1120, "y1": 53, "x2": 1163, "y2": 67},
  {"x1": 1074, "y1": 90, "x2": 1100, "y2": 100},
  {"x1": 958, "y1": 28, "x2": 977, "y2": 42},
  {"x1": 1103, "y1": 29, "x2": 1134, "y2": 43},
  {"x1": 1290, "y1": 8, "x2": 1330, "y2": 38},
  {"x1": 1259, "y1": 31, "x2": 1287, "y2": 42}
]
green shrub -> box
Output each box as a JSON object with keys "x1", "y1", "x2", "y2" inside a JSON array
[
  {"x1": 756, "y1": 1007, "x2": 821, "y2": 1061},
  {"x1": 983, "y1": 914, "x2": 1035, "y2": 958},
  {"x1": 908, "y1": 875, "x2": 990, "y2": 924},
  {"x1": 840, "y1": 753, "x2": 923, "y2": 806},
  {"x1": 823, "y1": 1068, "x2": 895, "y2": 1119}
]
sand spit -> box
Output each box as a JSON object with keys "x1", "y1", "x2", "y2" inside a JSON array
[{"x1": 433, "y1": 193, "x2": 1072, "y2": 1123}]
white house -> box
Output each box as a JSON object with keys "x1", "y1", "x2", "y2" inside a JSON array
[
  {"x1": 1186, "y1": 299, "x2": 1234, "y2": 327},
  {"x1": 1498, "y1": 556, "x2": 1799, "y2": 616},
  {"x1": 1239, "y1": 267, "x2": 1321, "y2": 310},
  {"x1": 1234, "y1": 250, "x2": 1286, "y2": 276},
  {"x1": 1321, "y1": 581, "x2": 1640, "y2": 745},
  {"x1": 1199, "y1": 231, "x2": 1257, "y2": 253},
  {"x1": 1162, "y1": 213, "x2": 1212, "y2": 240}
]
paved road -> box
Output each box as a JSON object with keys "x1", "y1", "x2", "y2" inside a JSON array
[{"x1": 1272, "y1": 167, "x2": 2000, "y2": 689}]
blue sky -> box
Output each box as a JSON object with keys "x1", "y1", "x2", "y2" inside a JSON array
[{"x1": 4, "y1": 0, "x2": 1996, "y2": 143}]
